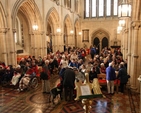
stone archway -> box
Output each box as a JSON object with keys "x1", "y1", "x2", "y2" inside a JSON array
[
  {"x1": 64, "y1": 14, "x2": 73, "y2": 49},
  {"x1": 74, "y1": 19, "x2": 81, "y2": 48},
  {"x1": 46, "y1": 7, "x2": 60, "y2": 52},
  {"x1": 0, "y1": 2, "x2": 8, "y2": 64},
  {"x1": 91, "y1": 29, "x2": 110, "y2": 54},
  {"x1": 11, "y1": 0, "x2": 43, "y2": 61}
]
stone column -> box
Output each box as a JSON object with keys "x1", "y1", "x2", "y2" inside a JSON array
[
  {"x1": 68, "y1": 34, "x2": 75, "y2": 47},
  {"x1": 0, "y1": 28, "x2": 8, "y2": 65},
  {"x1": 30, "y1": 33, "x2": 35, "y2": 56},
  {"x1": 5, "y1": 0, "x2": 16, "y2": 66},
  {"x1": 58, "y1": 33, "x2": 64, "y2": 52},
  {"x1": 30, "y1": 31, "x2": 44, "y2": 58},
  {"x1": 127, "y1": 22, "x2": 132, "y2": 76},
  {"x1": 52, "y1": 34, "x2": 56, "y2": 52},
  {"x1": 123, "y1": 28, "x2": 128, "y2": 60},
  {"x1": 130, "y1": 21, "x2": 140, "y2": 90}
]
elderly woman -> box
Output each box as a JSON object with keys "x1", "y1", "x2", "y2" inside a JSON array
[
  {"x1": 100, "y1": 63, "x2": 106, "y2": 74},
  {"x1": 40, "y1": 60, "x2": 50, "y2": 93},
  {"x1": 10, "y1": 65, "x2": 21, "y2": 85}
]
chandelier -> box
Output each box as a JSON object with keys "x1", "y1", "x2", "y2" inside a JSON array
[{"x1": 118, "y1": 0, "x2": 131, "y2": 18}]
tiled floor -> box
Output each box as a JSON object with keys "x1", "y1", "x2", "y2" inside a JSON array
[{"x1": 0, "y1": 74, "x2": 140, "y2": 113}]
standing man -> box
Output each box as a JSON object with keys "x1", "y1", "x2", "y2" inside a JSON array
[
  {"x1": 117, "y1": 63, "x2": 128, "y2": 93},
  {"x1": 106, "y1": 62, "x2": 116, "y2": 95},
  {"x1": 90, "y1": 45, "x2": 96, "y2": 59},
  {"x1": 62, "y1": 67, "x2": 76, "y2": 101}
]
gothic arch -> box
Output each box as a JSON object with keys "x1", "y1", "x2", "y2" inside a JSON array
[
  {"x1": 46, "y1": 7, "x2": 59, "y2": 35},
  {"x1": 12, "y1": 0, "x2": 42, "y2": 32},
  {"x1": 74, "y1": 19, "x2": 81, "y2": 34},
  {"x1": 64, "y1": 14, "x2": 73, "y2": 34},
  {"x1": 0, "y1": 2, "x2": 7, "y2": 28},
  {"x1": 91, "y1": 28, "x2": 110, "y2": 51},
  {"x1": 74, "y1": 18, "x2": 80, "y2": 47}
]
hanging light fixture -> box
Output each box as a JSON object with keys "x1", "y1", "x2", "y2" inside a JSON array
[
  {"x1": 32, "y1": 0, "x2": 38, "y2": 30},
  {"x1": 78, "y1": 32, "x2": 82, "y2": 35},
  {"x1": 56, "y1": 28, "x2": 61, "y2": 33},
  {"x1": 117, "y1": 26, "x2": 123, "y2": 34},
  {"x1": 118, "y1": 0, "x2": 131, "y2": 18},
  {"x1": 119, "y1": 19, "x2": 125, "y2": 27},
  {"x1": 70, "y1": 30, "x2": 74, "y2": 34}
]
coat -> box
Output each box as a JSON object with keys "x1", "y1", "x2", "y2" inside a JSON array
[
  {"x1": 106, "y1": 66, "x2": 116, "y2": 81},
  {"x1": 117, "y1": 67, "x2": 128, "y2": 84},
  {"x1": 62, "y1": 67, "x2": 75, "y2": 88}
]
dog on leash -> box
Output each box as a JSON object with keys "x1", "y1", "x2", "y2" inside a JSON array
[{"x1": 50, "y1": 83, "x2": 63, "y2": 104}]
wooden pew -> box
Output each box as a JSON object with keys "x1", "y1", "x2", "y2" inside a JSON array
[{"x1": 97, "y1": 73, "x2": 120, "y2": 93}]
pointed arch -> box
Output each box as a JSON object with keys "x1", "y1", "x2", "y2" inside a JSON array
[
  {"x1": 46, "y1": 7, "x2": 59, "y2": 34},
  {"x1": 74, "y1": 18, "x2": 80, "y2": 31},
  {"x1": 74, "y1": 18, "x2": 81, "y2": 47},
  {"x1": 0, "y1": 2, "x2": 7, "y2": 28},
  {"x1": 91, "y1": 28, "x2": 110, "y2": 38},
  {"x1": 64, "y1": 14, "x2": 73, "y2": 34},
  {"x1": 12, "y1": 0, "x2": 42, "y2": 32},
  {"x1": 91, "y1": 28, "x2": 110, "y2": 51}
]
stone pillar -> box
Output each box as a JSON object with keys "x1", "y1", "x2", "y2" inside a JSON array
[
  {"x1": 52, "y1": 34, "x2": 56, "y2": 52},
  {"x1": 130, "y1": 21, "x2": 140, "y2": 90},
  {"x1": 30, "y1": 31, "x2": 45, "y2": 58},
  {"x1": 30, "y1": 33, "x2": 35, "y2": 56},
  {"x1": 123, "y1": 29, "x2": 128, "y2": 60},
  {"x1": 127, "y1": 23, "x2": 132, "y2": 75},
  {"x1": 121, "y1": 30, "x2": 125, "y2": 60},
  {"x1": 58, "y1": 33, "x2": 64, "y2": 52},
  {"x1": 5, "y1": 0, "x2": 16, "y2": 66},
  {"x1": 68, "y1": 34, "x2": 75, "y2": 47},
  {"x1": 0, "y1": 28, "x2": 8, "y2": 65}
]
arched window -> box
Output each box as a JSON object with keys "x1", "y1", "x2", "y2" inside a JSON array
[
  {"x1": 102, "y1": 37, "x2": 108, "y2": 49},
  {"x1": 64, "y1": 0, "x2": 71, "y2": 9}
]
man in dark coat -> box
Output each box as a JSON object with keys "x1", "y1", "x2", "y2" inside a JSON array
[
  {"x1": 117, "y1": 63, "x2": 128, "y2": 93},
  {"x1": 106, "y1": 62, "x2": 116, "y2": 94},
  {"x1": 62, "y1": 67, "x2": 76, "y2": 101}
]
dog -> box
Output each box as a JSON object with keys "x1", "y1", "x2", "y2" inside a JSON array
[{"x1": 50, "y1": 83, "x2": 63, "y2": 104}]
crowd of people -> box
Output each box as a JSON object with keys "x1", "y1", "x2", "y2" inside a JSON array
[{"x1": 0, "y1": 46, "x2": 129, "y2": 101}]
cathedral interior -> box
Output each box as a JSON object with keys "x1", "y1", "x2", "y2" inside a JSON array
[{"x1": 0, "y1": 0, "x2": 141, "y2": 113}]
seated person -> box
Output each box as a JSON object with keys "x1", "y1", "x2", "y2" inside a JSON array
[
  {"x1": 100, "y1": 63, "x2": 106, "y2": 74},
  {"x1": 89, "y1": 67, "x2": 97, "y2": 83},
  {"x1": 18, "y1": 67, "x2": 35, "y2": 91},
  {"x1": 10, "y1": 65, "x2": 22, "y2": 85}
]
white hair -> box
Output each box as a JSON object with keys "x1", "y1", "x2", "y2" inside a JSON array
[
  {"x1": 45, "y1": 60, "x2": 49, "y2": 64},
  {"x1": 109, "y1": 62, "x2": 113, "y2": 67}
]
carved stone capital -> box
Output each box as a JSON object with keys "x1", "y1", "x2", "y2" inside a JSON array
[
  {"x1": 0, "y1": 28, "x2": 9, "y2": 33},
  {"x1": 127, "y1": 53, "x2": 131, "y2": 56},
  {"x1": 132, "y1": 54, "x2": 139, "y2": 58},
  {"x1": 124, "y1": 28, "x2": 128, "y2": 33},
  {"x1": 131, "y1": 21, "x2": 141, "y2": 30},
  {"x1": 12, "y1": 29, "x2": 16, "y2": 33},
  {"x1": 31, "y1": 31, "x2": 45, "y2": 35}
]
